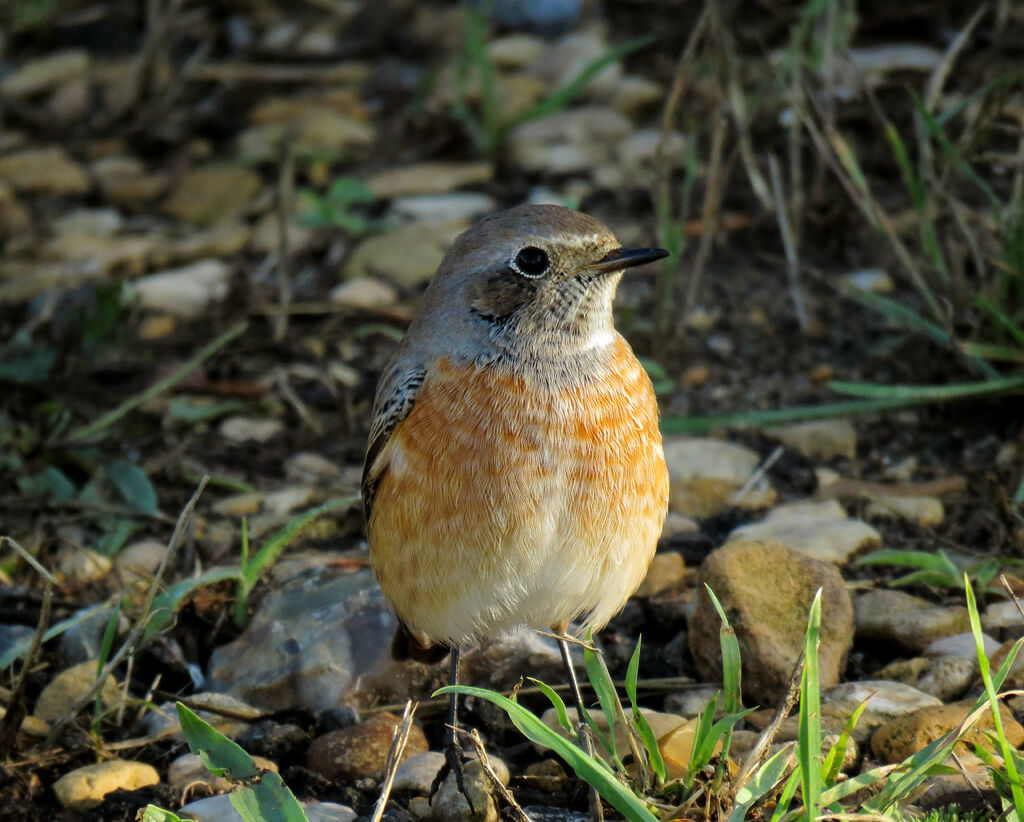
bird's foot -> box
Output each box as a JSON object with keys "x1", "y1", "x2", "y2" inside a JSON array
[{"x1": 430, "y1": 736, "x2": 477, "y2": 815}]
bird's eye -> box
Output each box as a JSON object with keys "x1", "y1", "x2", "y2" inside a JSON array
[{"x1": 512, "y1": 246, "x2": 550, "y2": 278}]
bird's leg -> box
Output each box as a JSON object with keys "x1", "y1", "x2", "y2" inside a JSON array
[
  {"x1": 555, "y1": 622, "x2": 605, "y2": 822},
  {"x1": 431, "y1": 647, "x2": 476, "y2": 812}
]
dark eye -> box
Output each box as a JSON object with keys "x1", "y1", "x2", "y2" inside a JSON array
[{"x1": 512, "y1": 246, "x2": 549, "y2": 277}]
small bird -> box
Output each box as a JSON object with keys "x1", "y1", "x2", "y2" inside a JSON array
[{"x1": 362, "y1": 204, "x2": 669, "y2": 803}]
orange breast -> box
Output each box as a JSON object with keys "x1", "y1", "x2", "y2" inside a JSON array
[{"x1": 368, "y1": 335, "x2": 669, "y2": 645}]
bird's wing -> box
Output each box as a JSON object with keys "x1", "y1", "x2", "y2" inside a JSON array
[{"x1": 361, "y1": 361, "x2": 425, "y2": 522}]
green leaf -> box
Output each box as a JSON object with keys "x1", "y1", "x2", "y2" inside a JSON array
[
  {"x1": 144, "y1": 567, "x2": 243, "y2": 643},
  {"x1": 798, "y1": 590, "x2": 824, "y2": 819},
  {"x1": 17, "y1": 466, "x2": 76, "y2": 501},
  {"x1": 624, "y1": 636, "x2": 667, "y2": 783},
  {"x1": 528, "y1": 677, "x2": 574, "y2": 737},
  {"x1": 0, "y1": 602, "x2": 110, "y2": 669},
  {"x1": 167, "y1": 396, "x2": 247, "y2": 424},
  {"x1": 0, "y1": 337, "x2": 56, "y2": 384},
  {"x1": 727, "y1": 744, "x2": 793, "y2": 822},
  {"x1": 105, "y1": 459, "x2": 159, "y2": 516},
  {"x1": 829, "y1": 376, "x2": 1024, "y2": 401},
  {"x1": 140, "y1": 806, "x2": 184, "y2": 822},
  {"x1": 436, "y1": 685, "x2": 658, "y2": 822},
  {"x1": 584, "y1": 644, "x2": 619, "y2": 762}
]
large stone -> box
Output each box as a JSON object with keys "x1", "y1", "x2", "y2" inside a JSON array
[
  {"x1": 305, "y1": 711, "x2": 427, "y2": 781},
  {"x1": 821, "y1": 680, "x2": 941, "y2": 740},
  {"x1": 854, "y1": 589, "x2": 971, "y2": 653},
  {"x1": 0, "y1": 147, "x2": 90, "y2": 194},
  {"x1": 663, "y1": 437, "x2": 775, "y2": 517},
  {"x1": 689, "y1": 540, "x2": 853, "y2": 706},
  {"x1": 53, "y1": 760, "x2": 159, "y2": 810},
  {"x1": 871, "y1": 700, "x2": 1024, "y2": 763},
  {"x1": 163, "y1": 165, "x2": 262, "y2": 226},
  {"x1": 343, "y1": 219, "x2": 468, "y2": 287}
]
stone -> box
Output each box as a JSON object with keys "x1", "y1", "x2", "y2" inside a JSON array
[
  {"x1": 237, "y1": 109, "x2": 374, "y2": 163},
  {"x1": 212, "y1": 492, "x2": 265, "y2": 517},
  {"x1": 983, "y1": 599, "x2": 1024, "y2": 633},
  {"x1": 661, "y1": 512, "x2": 699, "y2": 537},
  {"x1": 0, "y1": 706, "x2": 49, "y2": 737},
  {"x1": 821, "y1": 680, "x2": 941, "y2": 734},
  {"x1": 488, "y1": 0, "x2": 581, "y2": 36},
  {"x1": 1, "y1": 50, "x2": 90, "y2": 98},
  {"x1": 609, "y1": 77, "x2": 665, "y2": 117},
  {"x1": 727, "y1": 500, "x2": 880, "y2": 564},
  {"x1": 392, "y1": 750, "x2": 445, "y2": 794},
  {"x1": 915, "y1": 655, "x2": 975, "y2": 701},
  {"x1": 916, "y1": 756, "x2": 997, "y2": 814},
  {"x1": 237, "y1": 721, "x2": 311, "y2": 761},
  {"x1": 767, "y1": 419, "x2": 857, "y2": 460},
  {"x1": 487, "y1": 34, "x2": 546, "y2": 69},
  {"x1": 305, "y1": 711, "x2": 427, "y2": 781},
  {"x1": 168, "y1": 751, "x2": 278, "y2": 793},
  {"x1": 161, "y1": 222, "x2": 250, "y2": 266},
  {"x1": 871, "y1": 700, "x2": 1024, "y2": 763},
  {"x1": 842, "y1": 268, "x2": 894, "y2": 294},
  {"x1": 49, "y1": 232, "x2": 156, "y2": 278},
  {"x1": 689, "y1": 540, "x2": 853, "y2": 706},
  {"x1": 142, "y1": 694, "x2": 259, "y2": 740},
  {"x1": 875, "y1": 657, "x2": 930, "y2": 686},
  {"x1": 0, "y1": 147, "x2": 90, "y2": 195},
  {"x1": 508, "y1": 107, "x2": 632, "y2": 175},
  {"x1": 0, "y1": 180, "x2": 31, "y2": 237},
  {"x1": 865, "y1": 495, "x2": 944, "y2": 526},
  {"x1": 179, "y1": 795, "x2": 354, "y2": 822},
  {"x1": 250, "y1": 211, "x2": 315, "y2": 256},
  {"x1": 521, "y1": 759, "x2": 570, "y2": 795},
  {"x1": 390, "y1": 193, "x2": 497, "y2": 223},
  {"x1": 0, "y1": 624, "x2": 35, "y2": 660},
  {"x1": 854, "y1": 589, "x2": 971, "y2": 653},
  {"x1": 163, "y1": 165, "x2": 262, "y2": 226},
  {"x1": 263, "y1": 486, "x2": 317, "y2": 516},
  {"x1": 92, "y1": 155, "x2": 166, "y2": 209},
  {"x1": 57, "y1": 605, "x2": 127, "y2": 665},
  {"x1": 616, "y1": 129, "x2": 687, "y2": 174},
  {"x1": 530, "y1": 31, "x2": 620, "y2": 98},
  {"x1": 52, "y1": 207, "x2": 122, "y2": 237},
  {"x1": 55, "y1": 546, "x2": 112, "y2": 586},
  {"x1": 53, "y1": 760, "x2": 159, "y2": 810},
  {"x1": 133, "y1": 260, "x2": 231, "y2": 317},
  {"x1": 329, "y1": 276, "x2": 398, "y2": 308},
  {"x1": 219, "y1": 416, "x2": 285, "y2": 445},
  {"x1": 662, "y1": 437, "x2": 775, "y2": 517},
  {"x1": 658, "y1": 718, "x2": 709, "y2": 780},
  {"x1": 116, "y1": 538, "x2": 166, "y2": 586},
  {"x1": 634, "y1": 552, "x2": 686, "y2": 598},
  {"x1": 284, "y1": 452, "x2": 341, "y2": 482},
  {"x1": 429, "y1": 758, "x2": 498, "y2": 821},
  {"x1": 344, "y1": 219, "x2": 468, "y2": 287},
  {"x1": 925, "y1": 631, "x2": 997, "y2": 660},
  {"x1": 663, "y1": 685, "x2": 722, "y2": 718},
  {"x1": 366, "y1": 162, "x2": 493, "y2": 199}
]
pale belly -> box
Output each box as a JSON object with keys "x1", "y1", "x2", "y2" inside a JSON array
[{"x1": 368, "y1": 340, "x2": 669, "y2": 645}]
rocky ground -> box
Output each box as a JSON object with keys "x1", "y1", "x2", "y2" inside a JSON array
[{"x1": 1, "y1": 1, "x2": 1023, "y2": 820}]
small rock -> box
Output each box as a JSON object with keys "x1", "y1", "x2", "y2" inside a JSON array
[
  {"x1": 871, "y1": 700, "x2": 1024, "y2": 763},
  {"x1": 521, "y1": 759, "x2": 569, "y2": 795},
  {"x1": 263, "y1": 486, "x2": 317, "y2": 516},
  {"x1": 865, "y1": 495, "x2": 944, "y2": 526},
  {"x1": 344, "y1": 219, "x2": 468, "y2": 287},
  {"x1": 391, "y1": 193, "x2": 496, "y2": 223},
  {"x1": 841, "y1": 268, "x2": 894, "y2": 294},
  {"x1": 848, "y1": 44, "x2": 943, "y2": 78},
  {"x1": 917, "y1": 758, "x2": 997, "y2": 814},
  {"x1": 689, "y1": 540, "x2": 853, "y2": 705},
  {"x1": 609, "y1": 77, "x2": 665, "y2": 117},
  {"x1": 306, "y1": 712, "x2": 428, "y2": 782},
  {"x1": 163, "y1": 222, "x2": 250, "y2": 266},
  {"x1": 50, "y1": 232, "x2": 156, "y2": 277},
  {"x1": 142, "y1": 694, "x2": 258, "y2": 740},
  {"x1": 662, "y1": 437, "x2": 775, "y2": 517},
  {"x1": 237, "y1": 721, "x2": 311, "y2": 762},
  {"x1": 530, "y1": 31, "x2": 621, "y2": 98},
  {"x1": 0, "y1": 147, "x2": 90, "y2": 194},
  {"x1": 92, "y1": 155, "x2": 166, "y2": 210},
  {"x1": 508, "y1": 107, "x2": 632, "y2": 174},
  {"x1": 392, "y1": 751, "x2": 445, "y2": 794},
  {"x1": 658, "y1": 717, "x2": 708, "y2": 780},
  {"x1": 0, "y1": 180, "x2": 31, "y2": 237},
  {"x1": 55, "y1": 546, "x2": 112, "y2": 586},
  {"x1": 52, "y1": 207, "x2": 122, "y2": 237},
  {"x1": 57, "y1": 605, "x2": 127, "y2": 665},
  {"x1": 219, "y1": 417, "x2": 285, "y2": 445},
  {"x1": 116, "y1": 539, "x2": 166, "y2": 587},
  {"x1": 163, "y1": 165, "x2": 262, "y2": 226},
  {"x1": 661, "y1": 512, "x2": 699, "y2": 537},
  {"x1": 487, "y1": 34, "x2": 546, "y2": 69},
  {"x1": 854, "y1": 590, "x2": 971, "y2": 653},
  {"x1": 284, "y1": 452, "x2": 341, "y2": 482},
  {"x1": 317, "y1": 706, "x2": 359, "y2": 734},
  {"x1": 133, "y1": 259, "x2": 231, "y2": 317},
  {"x1": 430, "y1": 758, "x2": 497, "y2": 822},
  {"x1": 305, "y1": 803, "x2": 358, "y2": 822},
  {"x1": 0, "y1": 624, "x2": 35, "y2": 660},
  {"x1": 0, "y1": 706, "x2": 49, "y2": 737},
  {"x1": 925, "y1": 631, "x2": 997, "y2": 660},
  {"x1": 616, "y1": 128, "x2": 687, "y2": 175},
  {"x1": 487, "y1": 0, "x2": 582, "y2": 36},
  {"x1": 168, "y1": 752, "x2": 278, "y2": 794},
  {"x1": 330, "y1": 277, "x2": 398, "y2": 309},
  {"x1": 916, "y1": 655, "x2": 975, "y2": 701},
  {"x1": 767, "y1": 419, "x2": 857, "y2": 460},
  {"x1": 634, "y1": 552, "x2": 686, "y2": 598},
  {"x1": 822, "y1": 680, "x2": 941, "y2": 732},
  {"x1": 875, "y1": 657, "x2": 930, "y2": 685},
  {"x1": 53, "y1": 760, "x2": 159, "y2": 810},
  {"x1": 663, "y1": 685, "x2": 722, "y2": 717},
  {"x1": 213, "y1": 492, "x2": 265, "y2": 516},
  {"x1": 1, "y1": 50, "x2": 90, "y2": 98},
  {"x1": 365, "y1": 162, "x2": 493, "y2": 199},
  {"x1": 728, "y1": 500, "x2": 880, "y2": 564},
  {"x1": 237, "y1": 110, "x2": 374, "y2": 163}
]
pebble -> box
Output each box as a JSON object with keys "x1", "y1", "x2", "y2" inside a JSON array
[
  {"x1": 854, "y1": 589, "x2": 971, "y2": 653},
  {"x1": 609, "y1": 78, "x2": 666, "y2": 117},
  {"x1": 0, "y1": 706, "x2": 49, "y2": 737},
  {"x1": 330, "y1": 276, "x2": 398, "y2": 309},
  {"x1": 365, "y1": 162, "x2": 493, "y2": 199},
  {"x1": 915, "y1": 655, "x2": 975, "y2": 701},
  {"x1": 52, "y1": 207, "x2": 122, "y2": 237},
  {"x1": 263, "y1": 486, "x2": 317, "y2": 516},
  {"x1": 1, "y1": 50, "x2": 90, "y2": 98},
  {"x1": 634, "y1": 552, "x2": 686, "y2": 598},
  {"x1": 727, "y1": 499, "x2": 880, "y2": 564},
  {"x1": 163, "y1": 165, "x2": 262, "y2": 226},
  {"x1": 55, "y1": 545, "x2": 113, "y2": 586},
  {"x1": 689, "y1": 540, "x2": 853, "y2": 706},
  {"x1": 133, "y1": 259, "x2": 231, "y2": 318},
  {"x1": 53, "y1": 760, "x2": 159, "y2": 810},
  {"x1": 508, "y1": 107, "x2": 632, "y2": 174},
  {"x1": 178, "y1": 794, "x2": 356, "y2": 822},
  {"x1": 237, "y1": 110, "x2": 374, "y2": 164},
  {"x1": 162, "y1": 222, "x2": 250, "y2": 266},
  {"x1": 167, "y1": 751, "x2": 278, "y2": 794},
  {"x1": 391, "y1": 193, "x2": 496, "y2": 223},
  {"x1": 487, "y1": 0, "x2": 582, "y2": 36},
  {"x1": 142, "y1": 694, "x2": 259, "y2": 741},
  {"x1": 92, "y1": 155, "x2": 166, "y2": 210},
  {"x1": 662, "y1": 437, "x2": 775, "y2": 517},
  {"x1": 306, "y1": 712, "x2": 427, "y2": 782},
  {"x1": 344, "y1": 219, "x2": 468, "y2": 287},
  {"x1": 116, "y1": 538, "x2": 166, "y2": 587},
  {"x1": 925, "y1": 631, "x2": 997, "y2": 660},
  {"x1": 659, "y1": 718, "x2": 709, "y2": 780},
  {"x1": 0, "y1": 624, "x2": 35, "y2": 660},
  {"x1": 982, "y1": 600, "x2": 1024, "y2": 633},
  {"x1": 841, "y1": 268, "x2": 894, "y2": 294},
  {"x1": 34, "y1": 660, "x2": 121, "y2": 722},
  {"x1": 487, "y1": 34, "x2": 546, "y2": 69},
  {"x1": 50, "y1": 231, "x2": 156, "y2": 277},
  {"x1": 821, "y1": 680, "x2": 941, "y2": 736},
  {"x1": 57, "y1": 605, "x2": 127, "y2": 665},
  {"x1": 521, "y1": 759, "x2": 569, "y2": 795},
  {"x1": 767, "y1": 419, "x2": 857, "y2": 460},
  {"x1": 219, "y1": 416, "x2": 285, "y2": 445},
  {"x1": 284, "y1": 452, "x2": 341, "y2": 482},
  {"x1": 429, "y1": 759, "x2": 498, "y2": 822},
  {"x1": 392, "y1": 751, "x2": 445, "y2": 794},
  {"x1": 661, "y1": 512, "x2": 699, "y2": 537},
  {"x1": 237, "y1": 721, "x2": 311, "y2": 761},
  {"x1": 871, "y1": 700, "x2": 1024, "y2": 763},
  {"x1": 663, "y1": 685, "x2": 722, "y2": 717},
  {"x1": 865, "y1": 495, "x2": 944, "y2": 526}
]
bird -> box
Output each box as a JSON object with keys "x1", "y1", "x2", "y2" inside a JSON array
[{"x1": 361, "y1": 203, "x2": 670, "y2": 809}]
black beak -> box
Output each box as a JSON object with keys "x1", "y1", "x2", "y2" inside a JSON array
[{"x1": 586, "y1": 246, "x2": 670, "y2": 274}]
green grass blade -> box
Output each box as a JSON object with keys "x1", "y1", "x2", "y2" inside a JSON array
[
  {"x1": 855, "y1": 548, "x2": 960, "y2": 577},
  {"x1": 584, "y1": 644, "x2": 620, "y2": 762},
  {"x1": 829, "y1": 375, "x2": 1024, "y2": 400},
  {"x1": 144, "y1": 566, "x2": 243, "y2": 644},
  {"x1": 528, "y1": 677, "x2": 574, "y2": 737},
  {"x1": 821, "y1": 697, "x2": 869, "y2": 786},
  {"x1": 140, "y1": 807, "x2": 184, "y2": 822},
  {"x1": 705, "y1": 585, "x2": 743, "y2": 716},
  {"x1": 840, "y1": 286, "x2": 954, "y2": 348},
  {"x1": 623, "y1": 636, "x2": 668, "y2": 783},
  {"x1": 436, "y1": 685, "x2": 658, "y2": 822},
  {"x1": 769, "y1": 770, "x2": 801, "y2": 822},
  {"x1": 728, "y1": 744, "x2": 793, "y2": 822},
  {"x1": 798, "y1": 590, "x2": 823, "y2": 820},
  {"x1": 975, "y1": 295, "x2": 1024, "y2": 348}
]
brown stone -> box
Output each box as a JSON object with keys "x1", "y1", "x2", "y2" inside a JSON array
[
  {"x1": 871, "y1": 700, "x2": 1024, "y2": 763},
  {"x1": 306, "y1": 712, "x2": 427, "y2": 781}
]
